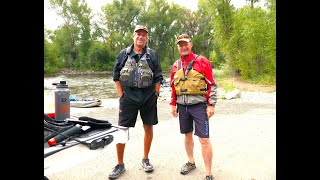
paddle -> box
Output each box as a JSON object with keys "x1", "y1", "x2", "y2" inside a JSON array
[{"x1": 65, "y1": 116, "x2": 112, "y2": 129}]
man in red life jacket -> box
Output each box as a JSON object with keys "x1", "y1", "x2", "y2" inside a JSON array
[{"x1": 170, "y1": 33, "x2": 218, "y2": 180}]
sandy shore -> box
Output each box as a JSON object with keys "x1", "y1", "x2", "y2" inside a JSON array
[{"x1": 44, "y1": 94, "x2": 276, "y2": 180}]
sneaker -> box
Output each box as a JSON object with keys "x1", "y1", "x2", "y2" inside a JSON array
[
  {"x1": 180, "y1": 162, "x2": 196, "y2": 175},
  {"x1": 204, "y1": 175, "x2": 214, "y2": 180},
  {"x1": 141, "y1": 158, "x2": 154, "y2": 172},
  {"x1": 108, "y1": 164, "x2": 125, "y2": 179}
]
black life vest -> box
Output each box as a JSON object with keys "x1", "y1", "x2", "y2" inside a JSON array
[{"x1": 119, "y1": 50, "x2": 153, "y2": 88}]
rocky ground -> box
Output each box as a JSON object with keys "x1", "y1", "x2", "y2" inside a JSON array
[{"x1": 44, "y1": 77, "x2": 276, "y2": 180}]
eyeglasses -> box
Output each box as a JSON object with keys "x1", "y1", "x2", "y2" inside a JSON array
[{"x1": 176, "y1": 34, "x2": 189, "y2": 40}]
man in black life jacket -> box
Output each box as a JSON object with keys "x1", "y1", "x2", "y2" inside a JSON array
[
  {"x1": 110, "y1": 25, "x2": 163, "y2": 179},
  {"x1": 169, "y1": 33, "x2": 218, "y2": 180}
]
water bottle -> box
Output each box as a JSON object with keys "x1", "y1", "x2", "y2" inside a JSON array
[{"x1": 52, "y1": 81, "x2": 70, "y2": 121}]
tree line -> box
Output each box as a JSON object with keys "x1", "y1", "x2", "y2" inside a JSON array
[{"x1": 44, "y1": 0, "x2": 275, "y2": 85}]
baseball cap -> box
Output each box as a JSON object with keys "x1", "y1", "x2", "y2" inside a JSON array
[
  {"x1": 176, "y1": 34, "x2": 191, "y2": 44},
  {"x1": 134, "y1": 25, "x2": 148, "y2": 33}
]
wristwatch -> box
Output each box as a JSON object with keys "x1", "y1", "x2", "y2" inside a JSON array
[{"x1": 155, "y1": 92, "x2": 160, "y2": 96}]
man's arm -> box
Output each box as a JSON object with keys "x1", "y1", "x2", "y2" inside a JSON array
[
  {"x1": 113, "y1": 49, "x2": 127, "y2": 82},
  {"x1": 115, "y1": 81, "x2": 123, "y2": 97},
  {"x1": 208, "y1": 83, "x2": 218, "y2": 107},
  {"x1": 150, "y1": 50, "x2": 164, "y2": 85},
  {"x1": 154, "y1": 83, "x2": 160, "y2": 97},
  {"x1": 113, "y1": 49, "x2": 127, "y2": 98},
  {"x1": 169, "y1": 60, "x2": 178, "y2": 106},
  {"x1": 169, "y1": 60, "x2": 179, "y2": 117}
]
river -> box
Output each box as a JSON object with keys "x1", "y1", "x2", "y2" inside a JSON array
[{"x1": 44, "y1": 73, "x2": 170, "y2": 99}]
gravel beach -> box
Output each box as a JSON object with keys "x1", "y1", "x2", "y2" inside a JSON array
[{"x1": 44, "y1": 90, "x2": 276, "y2": 180}]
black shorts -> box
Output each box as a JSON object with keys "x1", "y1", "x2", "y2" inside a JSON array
[
  {"x1": 118, "y1": 94, "x2": 158, "y2": 127},
  {"x1": 177, "y1": 103, "x2": 210, "y2": 138}
]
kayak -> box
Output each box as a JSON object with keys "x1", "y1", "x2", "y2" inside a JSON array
[
  {"x1": 70, "y1": 95, "x2": 102, "y2": 108},
  {"x1": 70, "y1": 99, "x2": 102, "y2": 108}
]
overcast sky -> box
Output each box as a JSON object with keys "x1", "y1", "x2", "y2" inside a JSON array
[{"x1": 44, "y1": 0, "x2": 264, "y2": 30}]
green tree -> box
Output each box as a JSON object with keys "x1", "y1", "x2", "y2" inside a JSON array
[
  {"x1": 140, "y1": 0, "x2": 190, "y2": 66},
  {"x1": 246, "y1": 0, "x2": 260, "y2": 8},
  {"x1": 101, "y1": 0, "x2": 146, "y2": 53},
  {"x1": 87, "y1": 41, "x2": 114, "y2": 71},
  {"x1": 44, "y1": 33, "x2": 62, "y2": 74},
  {"x1": 49, "y1": 0, "x2": 93, "y2": 69},
  {"x1": 44, "y1": 0, "x2": 276, "y2": 85},
  {"x1": 199, "y1": 0, "x2": 235, "y2": 70}
]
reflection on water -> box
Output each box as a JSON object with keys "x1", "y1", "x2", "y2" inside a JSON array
[{"x1": 44, "y1": 74, "x2": 118, "y2": 99}]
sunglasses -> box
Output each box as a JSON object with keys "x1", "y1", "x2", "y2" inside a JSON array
[{"x1": 176, "y1": 34, "x2": 189, "y2": 40}]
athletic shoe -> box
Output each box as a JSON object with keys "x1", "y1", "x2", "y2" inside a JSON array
[
  {"x1": 108, "y1": 164, "x2": 125, "y2": 179},
  {"x1": 180, "y1": 162, "x2": 196, "y2": 175},
  {"x1": 141, "y1": 158, "x2": 154, "y2": 172},
  {"x1": 204, "y1": 175, "x2": 214, "y2": 180}
]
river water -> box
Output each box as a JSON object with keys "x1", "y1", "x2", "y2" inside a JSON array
[
  {"x1": 44, "y1": 74, "x2": 118, "y2": 99},
  {"x1": 44, "y1": 73, "x2": 170, "y2": 99}
]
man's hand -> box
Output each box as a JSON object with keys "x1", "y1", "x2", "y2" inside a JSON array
[
  {"x1": 206, "y1": 106, "x2": 215, "y2": 118},
  {"x1": 171, "y1": 105, "x2": 178, "y2": 118}
]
